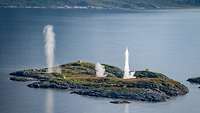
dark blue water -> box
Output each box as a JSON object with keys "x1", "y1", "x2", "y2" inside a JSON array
[{"x1": 0, "y1": 8, "x2": 200, "y2": 113}]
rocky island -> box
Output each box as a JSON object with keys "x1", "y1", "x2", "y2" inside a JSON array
[{"x1": 10, "y1": 61, "x2": 188, "y2": 102}]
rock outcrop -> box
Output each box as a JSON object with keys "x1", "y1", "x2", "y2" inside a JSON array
[{"x1": 187, "y1": 77, "x2": 200, "y2": 84}]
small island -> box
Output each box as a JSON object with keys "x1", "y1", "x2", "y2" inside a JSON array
[{"x1": 10, "y1": 60, "x2": 188, "y2": 102}]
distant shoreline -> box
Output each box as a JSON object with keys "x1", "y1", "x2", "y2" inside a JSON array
[
  {"x1": 1, "y1": 5, "x2": 200, "y2": 11},
  {"x1": 0, "y1": 5, "x2": 107, "y2": 10}
]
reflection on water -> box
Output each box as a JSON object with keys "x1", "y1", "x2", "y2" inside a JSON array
[
  {"x1": 45, "y1": 90, "x2": 54, "y2": 113},
  {"x1": 124, "y1": 104, "x2": 129, "y2": 113}
]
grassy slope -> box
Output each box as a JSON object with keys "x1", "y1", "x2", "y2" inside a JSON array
[{"x1": 48, "y1": 61, "x2": 188, "y2": 97}]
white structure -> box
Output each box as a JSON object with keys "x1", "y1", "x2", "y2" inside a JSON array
[
  {"x1": 123, "y1": 48, "x2": 136, "y2": 79},
  {"x1": 95, "y1": 62, "x2": 107, "y2": 77}
]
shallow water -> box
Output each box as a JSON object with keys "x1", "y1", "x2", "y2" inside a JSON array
[{"x1": 0, "y1": 8, "x2": 200, "y2": 113}]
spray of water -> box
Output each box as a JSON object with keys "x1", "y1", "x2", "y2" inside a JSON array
[
  {"x1": 95, "y1": 62, "x2": 106, "y2": 77},
  {"x1": 43, "y1": 25, "x2": 55, "y2": 73},
  {"x1": 124, "y1": 48, "x2": 130, "y2": 79},
  {"x1": 123, "y1": 48, "x2": 136, "y2": 79}
]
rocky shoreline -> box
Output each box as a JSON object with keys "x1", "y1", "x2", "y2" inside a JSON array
[
  {"x1": 110, "y1": 100, "x2": 131, "y2": 104},
  {"x1": 10, "y1": 61, "x2": 189, "y2": 102},
  {"x1": 9, "y1": 76, "x2": 36, "y2": 82}
]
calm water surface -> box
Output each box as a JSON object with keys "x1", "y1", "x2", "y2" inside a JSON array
[{"x1": 0, "y1": 8, "x2": 200, "y2": 113}]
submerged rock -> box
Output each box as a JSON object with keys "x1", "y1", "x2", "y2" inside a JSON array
[{"x1": 187, "y1": 77, "x2": 200, "y2": 84}]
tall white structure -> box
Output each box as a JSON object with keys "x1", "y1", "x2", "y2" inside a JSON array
[{"x1": 123, "y1": 48, "x2": 136, "y2": 79}]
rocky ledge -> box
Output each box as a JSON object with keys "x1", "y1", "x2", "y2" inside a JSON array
[
  {"x1": 10, "y1": 76, "x2": 36, "y2": 82},
  {"x1": 110, "y1": 100, "x2": 131, "y2": 104},
  {"x1": 10, "y1": 61, "x2": 188, "y2": 102}
]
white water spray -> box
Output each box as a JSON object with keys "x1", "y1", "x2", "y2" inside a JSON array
[
  {"x1": 123, "y1": 48, "x2": 136, "y2": 79},
  {"x1": 95, "y1": 62, "x2": 106, "y2": 77},
  {"x1": 124, "y1": 48, "x2": 130, "y2": 79},
  {"x1": 43, "y1": 25, "x2": 55, "y2": 73}
]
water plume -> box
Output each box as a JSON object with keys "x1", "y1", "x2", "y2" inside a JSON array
[
  {"x1": 123, "y1": 48, "x2": 136, "y2": 79},
  {"x1": 95, "y1": 62, "x2": 106, "y2": 77},
  {"x1": 43, "y1": 25, "x2": 55, "y2": 73},
  {"x1": 124, "y1": 48, "x2": 130, "y2": 79}
]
